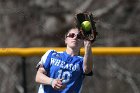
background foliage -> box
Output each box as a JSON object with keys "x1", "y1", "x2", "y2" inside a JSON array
[{"x1": 0, "y1": 0, "x2": 140, "y2": 93}]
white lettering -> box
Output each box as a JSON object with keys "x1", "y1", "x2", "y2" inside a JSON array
[
  {"x1": 60, "y1": 61, "x2": 65, "y2": 68},
  {"x1": 64, "y1": 64, "x2": 69, "y2": 69},
  {"x1": 72, "y1": 65, "x2": 77, "y2": 71},
  {"x1": 51, "y1": 58, "x2": 55, "y2": 65},
  {"x1": 69, "y1": 64, "x2": 73, "y2": 70},
  {"x1": 50, "y1": 58, "x2": 80, "y2": 71},
  {"x1": 55, "y1": 59, "x2": 61, "y2": 66}
]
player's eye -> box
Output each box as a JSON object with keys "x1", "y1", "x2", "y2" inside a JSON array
[
  {"x1": 66, "y1": 33, "x2": 83, "y2": 40},
  {"x1": 66, "y1": 33, "x2": 76, "y2": 38}
]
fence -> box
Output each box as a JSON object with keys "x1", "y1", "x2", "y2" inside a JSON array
[{"x1": 0, "y1": 47, "x2": 140, "y2": 93}]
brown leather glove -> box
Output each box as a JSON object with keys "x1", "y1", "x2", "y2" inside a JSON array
[{"x1": 75, "y1": 12, "x2": 98, "y2": 42}]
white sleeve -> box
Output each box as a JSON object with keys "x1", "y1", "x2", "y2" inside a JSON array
[{"x1": 36, "y1": 50, "x2": 53, "y2": 69}]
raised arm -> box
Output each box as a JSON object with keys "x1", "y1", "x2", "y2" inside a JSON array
[{"x1": 83, "y1": 40, "x2": 93, "y2": 74}]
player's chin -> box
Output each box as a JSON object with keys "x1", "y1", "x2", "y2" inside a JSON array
[
  {"x1": 70, "y1": 42, "x2": 77, "y2": 46},
  {"x1": 70, "y1": 45, "x2": 77, "y2": 48},
  {"x1": 72, "y1": 45, "x2": 82, "y2": 49}
]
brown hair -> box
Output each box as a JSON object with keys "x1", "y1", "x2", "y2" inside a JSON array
[{"x1": 64, "y1": 27, "x2": 78, "y2": 39}]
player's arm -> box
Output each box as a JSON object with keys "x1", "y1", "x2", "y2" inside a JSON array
[
  {"x1": 35, "y1": 66, "x2": 65, "y2": 90},
  {"x1": 35, "y1": 65, "x2": 52, "y2": 85},
  {"x1": 83, "y1": 40, "x2": 93, "y2": 75}
]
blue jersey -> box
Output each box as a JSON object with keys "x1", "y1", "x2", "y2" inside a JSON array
[{"x1": 37, "y1": 50, "x2": 85, "y2": 93}]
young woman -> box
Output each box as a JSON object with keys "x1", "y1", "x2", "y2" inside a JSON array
[{"x1": 35, "y1": 28, "x2": 93, "y2": 93}]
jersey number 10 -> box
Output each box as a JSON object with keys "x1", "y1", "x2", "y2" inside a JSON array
[{"x1": 57, "y1": 69, "x2": 71, "y2": 83}]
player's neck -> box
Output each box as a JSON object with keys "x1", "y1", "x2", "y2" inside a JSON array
[{"x1": 66, "y1": 47, "x2": 79, "y2": 56}]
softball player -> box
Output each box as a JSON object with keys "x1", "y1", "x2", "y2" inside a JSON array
[{"x1": 35, "y1": 28, "x2": 93, "y2": 93}]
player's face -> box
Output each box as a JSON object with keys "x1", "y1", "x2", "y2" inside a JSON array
[{"x1": 65, "y1": 28, "x2": 83, "y2": 49}]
